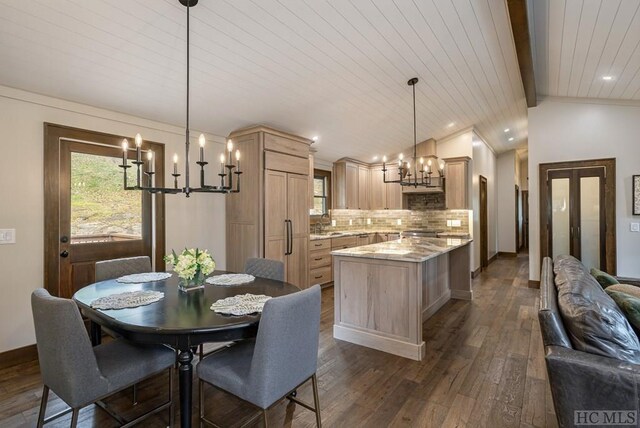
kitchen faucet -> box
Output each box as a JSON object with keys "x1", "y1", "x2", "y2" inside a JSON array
[{"x1": 319, "y1": 213, "x2": 330, "y2": 234}]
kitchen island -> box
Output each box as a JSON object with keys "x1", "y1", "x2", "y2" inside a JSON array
[{"x1": 332, "y1": 237, "x2": 472, "y2": 361}]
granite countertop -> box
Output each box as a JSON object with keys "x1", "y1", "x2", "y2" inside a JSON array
[{"x1": 331, "y1": 236, "x2": 473, "y2": 262}]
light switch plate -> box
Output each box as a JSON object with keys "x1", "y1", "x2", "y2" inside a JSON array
[
  {"x1": 0, "y1": 229, "x2": 16, "y2": 244},
  {"x1": 631, "y1": 223, "x2": 640, "y2": 232}
]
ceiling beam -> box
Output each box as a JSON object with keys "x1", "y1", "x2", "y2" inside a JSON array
[{"x1": 507, "y1": 0, "x2": 537, "y2": 107}]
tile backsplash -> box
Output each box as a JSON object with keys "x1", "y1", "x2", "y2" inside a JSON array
[{"x1": 313, "y1": 209, "x2": 470, "y2": 234}]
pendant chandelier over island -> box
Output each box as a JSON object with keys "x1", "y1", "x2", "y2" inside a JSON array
[
  {"x1": 382, "y1": 77, "x2": 444, "y2": 189},
  {"x1": 119, "y1": 0, "x2": 241, "y2": 197}
]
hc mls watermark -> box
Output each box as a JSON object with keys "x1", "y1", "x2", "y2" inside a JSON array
[{"x1": 575, "y1": 410, "x2": 637, "y2": 426}]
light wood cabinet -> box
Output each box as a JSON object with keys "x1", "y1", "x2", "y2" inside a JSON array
[
  {"x1": 358, "y1": 165, "x2": 369, "y2": 210},
  {"x1": 308, "y1": 153, "x2": 314, "y2": 210},
  {"x1": 332, "y1": 161, "x2": 362, "y2": 210},
  {"x1": 264, "y1": 170, "x2": 309, "y2": 289},
  {"x1": 369, "y1": 166, "x2": 386, "y2": 210},
  {"x1": 356, "y1": 234, "x2": 369, "y2": 247},
  {"x1": 444, "y1": 157, "x2": 471, "y2": 210},
  {"x1": 226, "y1": 126, "x2": 311, "y2": 289},
  {"x1": 386, "y1": 185, "x2": 403, "y2": 210}
]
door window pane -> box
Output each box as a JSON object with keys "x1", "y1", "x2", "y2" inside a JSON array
[
  {"x1": 71, "y1": 152, "x2": 142, "y2": 243},
  {"x1": 580, "y1": 176, "x2": 601, "y2": 269},
  {"x1": 551, "y1": 178, "x2": 570, "y2": 258}
]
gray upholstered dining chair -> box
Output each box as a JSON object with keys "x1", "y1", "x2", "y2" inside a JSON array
[
  {"x1": 95, "y1": 256, "x2": 152, "y2": 282},
  {"x1": 199, "y1": 258, "x2": 285, "y2": 361},
  {"x1": 244, "y1": 258, "x2": 285, "y2": 281},
  {"x1": 197, "y1": 285, "x2": 322, "y2": 427},
  {"x1": 31, "y1": 288, "x2": 175, "y2": 428}
]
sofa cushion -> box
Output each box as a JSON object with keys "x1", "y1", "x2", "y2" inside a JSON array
[
  {"x1": 606, "y1": 284, "x2": 640, "y2": 300},
  {"x1": 590, "y1": 267, "x2": 619, "y2": 289},
  {"x1": 554, "y1": 255, "x2": 640, "y2": 364},
  {"x1": 606, "y1": 290, "x2": 640, "y2": 332}
]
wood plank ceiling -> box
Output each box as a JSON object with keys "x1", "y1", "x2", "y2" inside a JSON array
[
  {"x1": 530, "y1": 0, "x2": 640, "y2": 101},
  {"x1": 0, "y1": 0, "x2": 528, "y2": 161}
]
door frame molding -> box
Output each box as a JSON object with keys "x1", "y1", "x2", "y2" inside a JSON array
[
  {"x1": 44, "y1": 123, "x2": 166, "y2": 296},
  {"x1": 479, "y1": 175, "x2": 489, "y2": 270},
  {"x1": 539, "y1": 158, "x2": 616, "y2": 274}
]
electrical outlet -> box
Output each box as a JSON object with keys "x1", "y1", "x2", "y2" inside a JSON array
[
  {"x1": 366, "y1": 218, "x2": 372, "y2": 225},
  {"x1": 331, "y1": 220, "x2": 336, "y2": 227},
  {"x1": 396, "y1": 219, "x2": 402, "y2": 226},
  {"x1": 446, "y1": 220, "x2": 453, "y2": 227},
  {"x1": 452, "y1": 219, "x2": 462, "y2": 227},
  {"x1": 631, "y1": 223, "x2": 640, "y2": 232},
  {"x1": 349, "y1": 219, "x2": 353, "y2": 226},
  {"x1": 0, "y1": 229, "x2": 16, "y2": 244}
]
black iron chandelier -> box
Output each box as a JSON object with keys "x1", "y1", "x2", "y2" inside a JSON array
[
  {"x1": 382, "y1": 77, "x2": 444, "y2": 188},
  {"x1": 119, "y1": 0, "x2": 241, "y2": 197}
]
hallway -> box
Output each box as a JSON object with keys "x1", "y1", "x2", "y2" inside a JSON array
[{"x1": 0, "y1": 253, "x2": 555, "y2": 427}]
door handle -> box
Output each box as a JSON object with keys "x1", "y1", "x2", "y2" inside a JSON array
[
  {"x1": 287, "y1": 220, "x2": 293, "y2": 255},
  {"x1": 60, "y1": 250, "x2": 69, "y2": 258},
  {"x1": 284, "y1": 220, "x2": 290, "y2": 256}
]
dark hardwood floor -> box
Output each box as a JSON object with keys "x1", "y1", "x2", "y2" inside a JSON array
[{"x1": 0, "y1": 253, "x2": 556, "y2": 427}]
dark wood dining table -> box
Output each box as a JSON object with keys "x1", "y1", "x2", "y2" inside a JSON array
[{"x1": 73, "y1": 271, "x2": 300, "y2": 428}]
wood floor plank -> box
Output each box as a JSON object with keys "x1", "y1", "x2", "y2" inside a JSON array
[{"x1": 0, "y1": 252, "x2": 558, "y2": 427}]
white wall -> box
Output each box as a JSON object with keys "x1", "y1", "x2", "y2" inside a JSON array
[
  {"x1": 0, "y1": 86, "x2": 228, "y2": 353},
  {"x1": 497, "y1": 150, "x2": 516, "y2": 253},
  {"x1": 436, "y1": 129, "x2": 497, "y2": 272},
  {"x1": 472, "y1": 133, "x2": 498, "y2": 270},
  {"x1": 528, "y1": 98, "x2": 640, "y2": 281}
]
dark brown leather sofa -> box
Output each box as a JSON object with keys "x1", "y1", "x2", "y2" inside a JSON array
[{"x1": 539, "y1": 256, "x2": 640, "y2": 428}]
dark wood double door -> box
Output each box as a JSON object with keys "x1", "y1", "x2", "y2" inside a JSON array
[{"x1": 540, "y1": 159, "x2": 616, "y2": 273}]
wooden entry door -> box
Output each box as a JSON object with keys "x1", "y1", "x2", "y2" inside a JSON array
[
  {"x1": 44, "y1": 124, "x2": 166, "y2": 298},
  {"x1": 539, "y1": 158, "x2": 616, "y2": 274},
  {"x1": 480, "y1": 175, "x2": 488, "y2": 270}
]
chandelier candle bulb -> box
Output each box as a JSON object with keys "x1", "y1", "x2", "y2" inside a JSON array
[
  {"x1": 219, "y1": 153, "x2": 225, "y2": 174},
  {"x1": 235, "y1": 149, "x2": 241, "y2": 171},
  {"x1": 135, "y1": 133, "x2": 142, "y2": 163},
  {"x1": 121, "y1": 139, "x2": 128, "y2": 166},
  {"x1": 198, "y1": 134, "x2": 206, "y2": 163},
  {"x1": 173, "y1": 154, "x2": 178, "y2": 175},
  {"x1": 147, "y1": 150, "x2": 154, "y2": 174}
]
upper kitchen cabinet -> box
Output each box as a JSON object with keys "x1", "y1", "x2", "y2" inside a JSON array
[
  {"x1": 444, "y1": 156, "x2": 471, "y2": 209},
  {"x1": 357, "y1": 165, "x2": 369, "y2": 210},
  {"x1": 385, "y1": 165, "x2": 404, "y2": 209},
  {"x1": 333, "y1": 159, "x2": 365, "y2": 209},
  {"x1": 226, "y1": 126, "x2": 311, "y2": 288},
  {"x1": 369, "y1": 165, "x2": 386, "y2": 210}
]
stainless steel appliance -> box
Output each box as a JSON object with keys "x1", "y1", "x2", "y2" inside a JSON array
[{"x1": 400, "y1": 229, "x2": 444, "y2": 238}]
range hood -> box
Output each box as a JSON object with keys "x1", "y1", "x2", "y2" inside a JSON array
[{"x1": 401, "y1": 138, "x2": 445, "y2": 194}]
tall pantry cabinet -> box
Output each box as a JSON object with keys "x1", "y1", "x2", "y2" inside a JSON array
[{"x1": 226, "y1": 126, "x2": 311, "y2": 289}]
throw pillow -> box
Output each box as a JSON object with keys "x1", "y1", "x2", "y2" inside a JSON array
[
  {"x1": 606, "y1": 284, "x2": 640, "y2": 300},
  {"x1": 606, "y1": 290, "x2": 640, "y2": 332},
  {"x1": 591, "y1": 267, "x2": 619, "y2": 289}
]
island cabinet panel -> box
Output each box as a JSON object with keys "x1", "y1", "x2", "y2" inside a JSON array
[
  {"x1": 332, "y1": 239, "x2": 473, "y2": 361},
  {"x1": 333, "y1": 257, "x2": 423, "y2": 360},
  {"x1": 421, "y1": 254, "x2": 451, "y2": 321}
]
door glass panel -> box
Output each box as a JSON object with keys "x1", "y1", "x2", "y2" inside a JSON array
[
  {"x1": 551, "y1": 178, "x2": 570, "y2": 258},
  {"x1": 70, "y1": 152, "x2": 142, "y2": 243},
  {"x1": 580, "y1": 176, "x2": 601, "y2": 269}
]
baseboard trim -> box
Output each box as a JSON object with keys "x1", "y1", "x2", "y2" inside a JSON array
[
  {"x1": 498, "y1": 252, "x2": 518, "y2": 258},
  {"x1": 488, "y1": 253, "x2": 498, "y2": 265},
  {"x1": 471, "y1": 268, "x2": 481, "y2": 278},
  {"x1": 0, "y1": 344, "x2": 38, "y2": 369},
  {"x1": 528, "y1": 280, "x2": 540, "y2": 289}
]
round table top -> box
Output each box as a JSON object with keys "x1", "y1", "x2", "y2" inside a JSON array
[{"x1": 73, "y1": 271, "x2": 299, "y2": 342}]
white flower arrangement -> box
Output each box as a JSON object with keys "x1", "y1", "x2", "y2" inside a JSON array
[{"x1": 164, "y1": 248, "x2": 216, "y2": 281}]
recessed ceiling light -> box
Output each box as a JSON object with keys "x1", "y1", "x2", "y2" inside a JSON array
[
  {"x1": 602, "y1": 76, "x2": 613, "y2": 81},
  {"x1": 504, "y1": 128, "x2": 510, "y2": 133},
  {"x1": 372, "y1": 155, "x2": 379, "y2": 161},
  {"x1": 447, "y1": 122, "x2": 455, "y2": 128},
  {"x1": 508, "y1": 137, "x2": 514, "y2": 142},
  {"x1": 312, "y1": 136, "x2": 319, "y2": 142}
]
